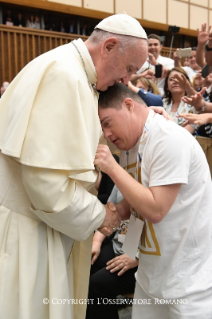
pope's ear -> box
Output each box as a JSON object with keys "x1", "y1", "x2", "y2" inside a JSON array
[{"x1": 101, "y1": 37, "x2": 119, "y2": 57}]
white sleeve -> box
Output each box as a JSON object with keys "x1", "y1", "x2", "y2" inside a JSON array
[
  {"x1": 165, "y1": 58, "x2": 174, "y2": 70},
  {"x1": 22, "y1": 165, "x2": 106, "y2": 241}
]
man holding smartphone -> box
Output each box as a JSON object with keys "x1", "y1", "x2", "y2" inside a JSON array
[
  {"x1": 137, "y1": 34, "x2": 174, "y2": 95},
  {"x1": 174, "y1": 47, "x2": 201, "y2": 83}
]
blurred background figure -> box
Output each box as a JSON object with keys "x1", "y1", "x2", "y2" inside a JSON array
[
  {"x1": 58, "y1": 21, "x2": 66, "y2": 33},
  {"x1": 68, "y1": 19, "x2": 76, "y2": 34},
  {"x1": 34, "y1": 16, "x2": 41, "y2": 29},
  {"x1": 0, "y1": 81, "x2": 10, "y2": 97},
  {"x1": 26, "y1": 14, "x2": 35, "y2": 28},
  {"x1": 15, "y1": 12, "x2": 25, "y2": 27},
  {"x1": 4, "y1": 10, "x2": 14, "y2": 26},
  {"x1": 81, "y1": 23, "x2": 89, "y2": 36}
]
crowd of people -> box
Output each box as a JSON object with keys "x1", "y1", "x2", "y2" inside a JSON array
[
  {"x1": 3, "y1": 9, "x2": 92, "y2": 35},
  {"x1": 0, "y1": 12, "x2": 212, "y2": 319}
]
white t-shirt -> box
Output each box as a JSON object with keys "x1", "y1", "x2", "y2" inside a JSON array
[
  {"x1": 183, "y1": 66, "x2": 199, "y2": 84},
  {"x1": 137, "y1": 55, "x2": 174, "y2": 95},
  {"x1": 134, "y1": 115, "x2": 212, "y2": 298}
]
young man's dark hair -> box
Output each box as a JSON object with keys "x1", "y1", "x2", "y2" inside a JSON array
[
  {"x1": 99, "y1": 83, "x2": 145, "y2": 110},
  {"x1": 148, "y1": 33, "x2": 161, "y2": 44}
]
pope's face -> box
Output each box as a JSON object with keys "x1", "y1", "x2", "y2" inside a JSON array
[
  {"x1": 98, "y1": 103, "x2": 137, "y2": 150},
  {"x1": 96, "y1": 39, "x2": 148, "y2": 91}
]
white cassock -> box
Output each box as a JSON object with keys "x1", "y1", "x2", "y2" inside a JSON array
[{"x1": 0, "y1": 38, "x2": 106, "y2": 319}]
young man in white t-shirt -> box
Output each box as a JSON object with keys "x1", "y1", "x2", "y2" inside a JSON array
[
  {"x1": 94, "y1": 83, "x2": 212, "y2": 319},
  {"x1": 137, "y1": 34, "x2": 174, "y2": 95}
]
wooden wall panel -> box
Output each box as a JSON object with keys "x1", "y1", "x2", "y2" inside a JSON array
[
  {"x1": 0, "y1": 25, "x2": 175, "y2": 85},
  {"x1": 0, "y1": 25, "x2": 86, "y2": 84}
]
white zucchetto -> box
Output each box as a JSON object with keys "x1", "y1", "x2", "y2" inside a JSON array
[{"x1": 95, "y1": 13, "x2": 147, "y2": 39}]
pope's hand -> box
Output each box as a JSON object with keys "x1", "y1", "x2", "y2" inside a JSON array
[
  {"x1": 94, "y1": 145, "x2": 118, "y2": 176},
  {"x1": 98, "y1": 202, "x2": 121, "y2": 236}
]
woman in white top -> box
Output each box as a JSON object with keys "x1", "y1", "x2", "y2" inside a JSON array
[{"x1": 163, "y1": 67, "x2": 197, "y2": 133}]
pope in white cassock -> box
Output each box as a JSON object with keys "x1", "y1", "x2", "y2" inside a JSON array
[{"x1": 0, "y1": 14, "x2": 148, "y2": 319}]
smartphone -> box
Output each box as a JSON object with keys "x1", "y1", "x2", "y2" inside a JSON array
[
  {"x1": 176, "y1": 48, "x2": 192, "y2": 58},
  {"x1": 202, "y1": 64, "x2": 210, "y2": 78},
  {"x1": 155, "y1": 64, "x2": 162, "y2": 78}
]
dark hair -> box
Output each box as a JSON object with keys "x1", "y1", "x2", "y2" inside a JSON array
[
  {"x1": 163, "y1": 67, "x2": 191, "y2": 104},
  {"x1": 98, "y1": 83, "x2": 146, "y2": 110},
  {"x1": 148, "y1": 34, "x2": 161, "y2": 44}
]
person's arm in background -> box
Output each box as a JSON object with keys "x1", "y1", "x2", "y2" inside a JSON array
[
  {"x1": 91, "y1": 231, "x2": 106, "y2": 265},
  {"x1": 178, "y1": 112, "x2": 212, "y2": 125},
  {"x1": 130, "y1": 69, "x2": 155, "y2": 82},
  {"x1": 182, "y1": 88, "x2": 212, "y2": 113},
  {"x1": 173, "y1": 72, "x2": 196, "y2": 96},
  {"x1": 196, "y1": 23, "x2": 209, "y2": 68},
  {"x1": 173, "y1": 49, "x2": 182, "y2": 68},
  {"x1": 128, "y1": 81, "x2": 163, "y2": 106},
  {"x1": 197, "y1": 22, "x2": 212, "y2": 67}
]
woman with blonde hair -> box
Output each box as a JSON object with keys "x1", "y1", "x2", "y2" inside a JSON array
[{"x1": 131, "y1": 76, "x2": 161, "y2": 95}]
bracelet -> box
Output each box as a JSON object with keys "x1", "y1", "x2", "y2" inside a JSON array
[
  {"x1": 191, "y1": 124, "x2": 200, "y2": 131},
  {"x1": 198, "y1": 101, "x2": 206, "y2": 113}
]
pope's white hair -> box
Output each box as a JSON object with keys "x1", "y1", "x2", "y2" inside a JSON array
[{"x1": 89, "y1": 28, "x2": 142, "y2": 54}]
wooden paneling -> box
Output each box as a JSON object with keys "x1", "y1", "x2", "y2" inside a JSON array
[
  {"x1": 0, "y1": 25, "x2": 176, "y2": 85},
  {"x1": 0, "y1": 25, "x2": 87, "y2": 84}
]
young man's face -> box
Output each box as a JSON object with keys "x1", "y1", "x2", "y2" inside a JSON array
[
  {"x1": 148, "y1": 38, "x2": 162, "y2": 59},
  {"x1": 98, "y1": 103, "x2": 136, "y2": 150},
  {"x1": 188, "y1": 51, "x2": 200, "y2": 70}
]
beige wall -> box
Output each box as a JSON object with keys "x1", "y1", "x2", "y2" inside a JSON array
[
  {"x1": 47, "y1": 0, "x2": 81, "y2": 6},
  {"x1": 115, "y1": 0, "x2": 142, "y2": 20},
  {"x1": 168, "y1": 0, "x2": 188, "y2": 29},
  {"x1": 143, "y1": 0, "x2": 166, "y2": 24},
  {"x1": 45, "y1": 0, "x2": 212, "y2": 32},
  {"x1": 84, "y1": 0, "x2": 113, "y2": 13},
  {"x1": 190, "y1": 5, "x2": 208, "y2": 30}
]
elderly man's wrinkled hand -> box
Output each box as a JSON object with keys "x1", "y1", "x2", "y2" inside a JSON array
[{"x1": 98, "y1": 202, "x2": 121, "y2": 236}]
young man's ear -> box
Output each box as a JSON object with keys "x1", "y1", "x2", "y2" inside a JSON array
[{"x1": 123, "y1": 98, "x2": 134, "y2": 111}]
